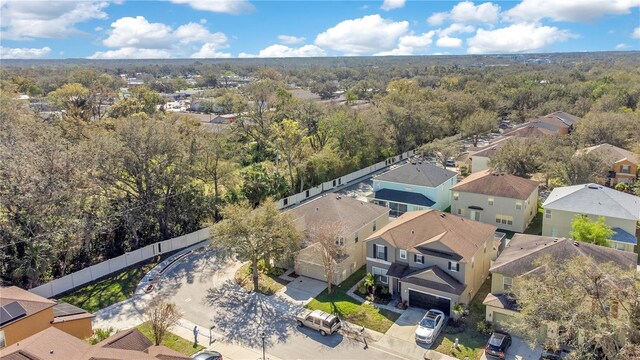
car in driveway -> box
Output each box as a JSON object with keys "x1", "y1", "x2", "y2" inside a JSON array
[
  {"x1": 295, "y1": 309, "x2": 341, "y2": 336},
  {"x1": 485, "y1": 331, "x2": 512, "y2": 359},
  {"x1": 415, "y1": 309, "x2": 445, "y2": 345},
  {"x1": 192, "y1": 350, "x2": 223, "y2": 360}
]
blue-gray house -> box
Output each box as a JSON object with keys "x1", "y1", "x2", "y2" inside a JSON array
[{"x1": 368, "y1": 162, "x2": 457, "y2": 216}]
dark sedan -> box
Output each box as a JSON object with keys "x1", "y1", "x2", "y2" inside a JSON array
[{"x1": 485, "y1": 331, "x2": 512, "y2": 359}]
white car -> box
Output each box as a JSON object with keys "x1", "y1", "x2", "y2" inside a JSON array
[{"x1": 415, "y1": 309, "x2": 445, "y2": 344}]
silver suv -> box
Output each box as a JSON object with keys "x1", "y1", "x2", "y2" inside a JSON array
[{"x1": 295, "y1": 309, "x2": 341, "y2": 336}]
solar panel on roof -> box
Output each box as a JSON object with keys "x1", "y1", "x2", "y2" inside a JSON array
[
  {"x1": 0, "y1": 301, "x2": 27, "y2": 326},
  {"x1": 53, "y1": 302, "x2": 87, "y2": 317}
]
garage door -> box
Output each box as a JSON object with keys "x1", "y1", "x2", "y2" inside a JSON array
[
  {"x1": 408, "y1": 290, "x2": 451, "y2": 315},
  {"x1": 492, "y1": 312, "x2": 511, "y2": 331}
]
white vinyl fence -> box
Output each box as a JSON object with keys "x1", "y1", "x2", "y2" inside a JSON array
[{"x1": 30, "y1": 228, "x2": 210, "y2": 299}]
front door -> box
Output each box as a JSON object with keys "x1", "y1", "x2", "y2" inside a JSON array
[
  {"x1": 393, "y1": 278, "x2": 400, "y2": 296},
  {"x1": 470, "y1": 210, "x2": 480, "y2": 221}
]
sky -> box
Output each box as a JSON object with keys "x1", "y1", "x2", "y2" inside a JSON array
[{"x1": 0, "y1": 0, "x2": 639, "y2": 59}]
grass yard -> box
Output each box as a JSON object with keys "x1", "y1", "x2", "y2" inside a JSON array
[
  {"x1": 524, "y1": 206, "x2": 544, "y2": 235},
  {"x1": 235, "y1": 263, "x2": 288, "y2": 295},
  {"x1": 435, "y1": 277, "x2": 492, "y2": 360},
  {"x1": 137, "y1": 322, "x2": 204, "y2": 356},
  {"x1": 305, "y1": 266, "x2": 400, "y2": 333},
  {"x1": 57, "y1": 257, "x2": 165, "y2": 313}
]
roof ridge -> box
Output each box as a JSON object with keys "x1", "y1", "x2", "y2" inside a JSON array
[
  {"x1": 599, "y1": 186, "x2": 638, "y2": 219},
  {"x1": 491, "y1": 238, "x2": 568, "y2": 272}
]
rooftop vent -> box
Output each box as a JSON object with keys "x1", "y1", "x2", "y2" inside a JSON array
[
  {"x1": 440, "y1": 213, "x2": 446, "y2": 218},
  {"x1": 573, "y1": 241, "x2": 580, "y2": 247},
  {"x1": 411, "y1": 230, "x2": 415, "y2": 235},
  {"x1": 315, "y1": 207, "x2": 319, "y2": 212},
  {"x1": 587, "y1": 184, "x2": 600, "y2": 189}
]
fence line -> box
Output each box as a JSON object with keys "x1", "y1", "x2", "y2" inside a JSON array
[{"x1": 30, "y1": 228, "x2": 209, "y2": 299}]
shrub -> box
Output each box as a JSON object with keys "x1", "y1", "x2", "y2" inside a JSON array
[
  {"x1": 475, "y1": 320, "x2": 495, "y2": 335},
  {"x1": 88, "y1": 327, "x2": 114, "y2": 345},
  {"x1": 357, "y1": 283, "x2": 367, "y2": 295}
]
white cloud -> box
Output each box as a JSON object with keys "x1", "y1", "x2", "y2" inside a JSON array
[
  {"x1": 95, "y1": 26, "x2": 103, "y2": 31},
  {"x1": 467, "y1": 23, "x2": 576, "y2": 54},
  {"x1": 170, "y1": 0, "x2": 254, "y2": 14},
  {"x1": 633, "y1": 27, "x2": 640, "y2": 39},
  {"x1": 278, "y1": 35, "x2": 306, "y2": 44},
  {"x1": 381, "y1": 0, "x2": 406, "y2": 11},
  {"x1": 191, "y1": 43, "x2": 233, "y2": 58},
  {"x1": 438, "y1": 23, "x2": 475, "y2": 37},
  {"x1": 199, "y1": 18, "x2": 207, "y2": 24},
  {"x1": 505, "y1": 0, "x2": 640, "y2": 23},
  {"x1": 615, "y1": 43, "x2": 629, "y2": 49},
  {"x1": 376, "y1": 31, "x2": 435, "y2": 55},
  {"x1": 0, "y1": 1, "x2": 109, "y2": 40},
  {"x1": 315, "y1": 15, "x2": 409, "y2": 55},
  {"x1": 88, "y1": 47, "x2": 172, "y2": 59},
  {"x1": 174, "y1": 22, "x2": 228, "y2": 45},
  {"x1": 239, "y1": 44, "x2": 326, "y2": 58},
  {"x1": 103, "y1": 16, "x2": 174, "y2": 49},
  {"x1": 0, "y1": 46, "x2": 52, "y2": 59},
  {"x1": 436, "y1": 36, "x2": 463, "y2": 48},
  {"x1": 427, "y1": 12, "x2": 449, "y2": 26}
]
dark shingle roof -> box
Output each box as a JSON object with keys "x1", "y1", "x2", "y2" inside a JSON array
[
  {"x1": 611, "y1": 227, "x2": 638, "y2": 245},
  {"x1": 97, "y1": 329, "x2": 152, "y2": 352},
  {"x1": 374, "y1": 162, "x2": 457, "y2": 188},
  {"x1": 452, "y1": 170, "x2": 538, "y2": 200},
  {"x1": 373, "y1": 188, "x2": 435, "y2": 207},
  {"x1": 490, "y1": 234, "x2": 638, "y2": 277},
  {"x1": 401, "y1": 266, "x2": 466, "y2": 295}
]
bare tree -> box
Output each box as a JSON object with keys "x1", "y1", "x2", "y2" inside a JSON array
[
  {"x1": 144, "y1": 297, "x2": 182, "y2": 346},
  {"x1": 306, "y1": 221, "x2": 348, "y2": 294}
]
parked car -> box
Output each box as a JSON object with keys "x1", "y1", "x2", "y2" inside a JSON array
[
  {"x1": 295, "y1": 309, "x2": 341, "y2": 336},
  {"x1": 445, "y1": 159, "x2": 456, "y2": 167},
  {"x1": 485, "y1": 331, "x2": 512, "y2": 359},
  {"x1": 192, "y1": 350, "x2": 223, "y2": 360},
  {"x1": 415, "y1": 309, "x2": 445, "y2": 344}
]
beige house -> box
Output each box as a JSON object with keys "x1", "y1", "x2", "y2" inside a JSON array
[
  {"x1": 0, "y1": 286, "x2": 94, "y2": 348},
  {"x1": 484, "y1": 234, "x2": 637, "y2": 334},
  {"x1": 364, "y1": 209, "x2": 497, "y2": 316},
  {"x1": 542, "y1": 184, "x2": 639, "y2": 252},
  {"x1": 577, "y1": 143, "x2": 639, "y2": 186},
  {"x1": 290, "y1": 195, "x2": 390, "y2": 285},
  {"x1": 451, "y1": 170, "x2": 539, "y2": 233}
]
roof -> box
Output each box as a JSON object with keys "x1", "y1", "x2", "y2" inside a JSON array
[
  {"x1": 542, "y1": 111, "x2": 580, "y2": 127},
  {"x1": 578, "y1": 143, "x2": 638, "y2": 166},
  {"x1": 401, "y1": 265, "x2": 466, "y2": 295},
  {"x1": 490, "y1": 234, "x2": 638, "y2": 277},
  {"x1": 289, "y1": 194, "x2": 388, "y2": 235},
  {"x1": 503, "y1": 124, "x2": 558, "y2": 138},
  {"x1": 471, "y1": 136, "x2": 527, "y2": 159},
  {"x1": 386, "y1": 262, "x2": 410, "y2": 278},
  {"x1": 366, "y1": 209, "x2": 497, "y2": 262},
  {"x1": 96, "y1": 329, "x2": 152, "y2": 351},
  {"x1": 52, "y1": 302, "x2": 93, "y2": 321},
  {"x1": 0, "y1": 286, "x2": 56, "y2": 328},
  {"x1": 373, "y1": 162, "x2": 457, "y2": 188},
  {"x1": 542, "y1": 183, "x2": 640, "y2": 221},
  {"x1": 451, "y1": 170, "x2": 538, "y2": 200},
  {"x1": 610, "y1": 227, "x2": 638, "y2": 245},
  {"x1": 373, "y1": 188, "x2": 435, "y2": 207},
  {"x1": 483, "y1": 293, "x2": 519, "y2": 311}
]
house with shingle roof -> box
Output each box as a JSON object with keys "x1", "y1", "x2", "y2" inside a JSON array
[
  {"x1": 451, "y1": 170, "x2": 539, "y2": 232},
  {"x1": 364, "y1": 209, "x2": 497, "y2": 316},
  {"x1": 288, "y1": 194, "x2": 390, "y2": 285},
  {"x1": 368, "y1": 162, "x2": 457, "y2": 216},
  {"x1": 577, "y1": 143, "x2": 639, "y2": 186},
  {"x1": 542, "y1": 183, "x2": 640, "y2": 252},
  {"x1": 483, "y1": 234, "x2": 637, "y2": 331}
]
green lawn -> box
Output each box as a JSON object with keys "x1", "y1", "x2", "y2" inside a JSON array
[
  {"x1": 524, "y1": 206, "x2": 544, "y2": 235},
  {"x1": 57, "y1": 256, "x2": 166, "y2": 313},
  {"x1": 235, "y1": 263, "x2": 288, "y2": 295},
  {"x1": 136, "y1": 322, "x2": 204, "y2": 356},
  {"x1": 435, "y1": 277, "x2": 492, "y2": 360},
  {"x1": 305, "y1": 266, "x2": 400, "y2": 333}
]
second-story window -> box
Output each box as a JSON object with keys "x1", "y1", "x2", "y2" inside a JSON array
[
  {"x1": 354, "y1": 232, "x2": 359, "y2": 243},
  {"x1": 374, "y1": 244, "x2": 387, "y2": 261},
  {"x1": 488, "y1": 197, "x2": 494, "y2": 206},
  {"x1": 516, "y1": 201, "x2": 522, "y2": 210},
  {"x1": 448, "y1": 261, "x2": 460, "y2": 272},
  {"x1": 620, "y1": 165, "x2": 630, "y2": 174},
  {"x1": 414, "y1": 254, "x2": 424, "y2": 264},
  {"x1": 503, "y1": 276, "x2": 513, "y2": 291},
  {"x1": 545, "y1": 209, "x2": 552, "y2": 219},
  {"x1": 373, "y1": 220, "x2": 377, "y2": 232},
  {"x1": 400, "y1": 249, "x2": 407, "y2": 260},
  {"x1": 453, "y1": 192, "x2": 459, "y2": 200}
]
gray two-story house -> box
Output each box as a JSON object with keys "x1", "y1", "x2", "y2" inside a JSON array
[{"x1": 364, "y1": 209, "x2": 497, "y2": 316}]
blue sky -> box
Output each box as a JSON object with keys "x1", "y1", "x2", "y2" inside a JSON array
[{"x1": 1, "y1": 0, "x2": 639, "y2": 59}]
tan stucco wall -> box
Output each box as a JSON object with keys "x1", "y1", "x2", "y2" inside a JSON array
[
  {"x1": 51, "y1": 317, "x2": 93, "y2": 340},
  {"x1": 542, "y1": 208, "x2": 637, "y2": 240},
  {"x1": 1, "y1": 308, "x2": 54, "y2": 347},
  {"x1": 451, "y1": 189, "x2": 538, "y2": 233}
]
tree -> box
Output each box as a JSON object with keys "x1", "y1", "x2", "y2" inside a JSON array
[
  {"x1": 574, "y1": 112, "x2": 640, "y2": 148},
  {"x1": 240, "y1": 163, "x2": 288, "y2": 208},
  {"x1": 420, "y1": 136, "x2": 462, "y2": 168},
  {"x1": 196, "y1": 132, "x2": 237, "y2": 221},
  {"x1": 570, "y1": 215, "x2": 614, "y2": 247},
  {"x1": 47, "y1": 83, "x2": 92, "y2": 121},
  {"x1": 552, "y1": 152, "x2": 605, "y2": 186},
  {"x1": 506, "y1": 256, "x2": 639, "y2": 359},
  {"x1": 460, "y1": 110, "x2": 496, "y2": 147},
  {"x1": 311, "y1": 81, "x2": 337, "y2": 100},
  {"x1": 210, "y1": 200, "x2": 302, "y2": 292},
  {"x1": 269, "y1": 119, "x2": 309, "y2": 193},
  {"x1": 489, "y1": 138, "x2": 544, "y2": 178},
  {"x1": 306, "y1": 221, "x2": 347, "y2": 294},
  {"x1": 144, "y1": 297, "x2": 181, "y2": 346}
]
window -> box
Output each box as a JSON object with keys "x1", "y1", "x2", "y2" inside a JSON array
[
  {"x1": 335, "y1": 237, "x2": 344, "y2": 246},
  {"x1": 448, "y1": 261, "x2": 460, "y2": 272},
  {"x1": 515, "y1": 201, "x2": 522, "y2": 210},
  {"x1": 545, "y1": 209, "x2": 552, "y2": 219},
  {"x1": 495, "y1": 214, "x2": 513, "y2": 225},
  {"x1": 488, "y1": 197, "x2": 494, "y2": 206},
  {"x1": 414, "y1": 254, "x2": 424, "y2": 264},
  {"x1": 551, "y1": 227, "x2": 558, "y2": 237},
  {"x1": 0, "y1": 330, "x2": 4, "y2": 349},
  {"x1": 453, "y1": 192, "x2": 459, "y2": 200},
  {"x1": 620, "y1": 165, "x2": 631, "y2": 174},
  {"x1": 457, "y1": 208, "x2": 463, "y2": 215},
  {"x1": 283, "y1": 198, "x2": 288, "y2": 206},
  {"x1": 615, "y1": 242, "x2": 626, "y2": 251},
  {"x1": 372, "y1": 221, "x2": 377, "y2": 232},
  {"x1": 305, "y1": 190, "x2": 310, "y2": 198},
  {"x1": 503, "y1": 276, "x2": 513, "y2": 291},
  {"x1": 373, "y1": 244, "x2": 387, "y2": 261},
  {"x1": 354, "y1": 232, "x2": 359, "y2": 243},
  {"x1": 372, "y1": 266, "x2": 388, "y2": 284},
  {"x1": 400, "y1": 249, "x2": 407, "y2": 260},
  {"x1": 470, "y1": 210, "x2": 480, "y2": 221}
]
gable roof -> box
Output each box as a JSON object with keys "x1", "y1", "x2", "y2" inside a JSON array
[
  {"x1": 373, "y1": 162, "x2": 457, "y2": 188},
  {"x1": 490, "y1": 234, "x2": 638, "y2": 277},
  {"x1": 373, "y1": 188, "x2": 435, "y2": 207},
  {"x1": 451, "y1": 169, "x2": 538, "y2": 200},
  {"x1": 289, "y1": 194, "x2": 388, "y2": 235},
  {"x1": 611, "y1": 227, "x2": 638, "y2": 245},
  {"x1": 542, "y1": 183, "x2": 640, "y2": 221},
  {"x1": 578, "y1": 143, "x2": 638, "y2": 166},
  {"x1": 0, "y1": 286, "x2": 56, "y2": 328},
  {"x1": 401, "y1": 265, "x2": 466, "y2": 295},
  {"x1": 542, "y1": 111, "x2": 580, "y2": 127},
  {"x1": 503, "y1": 124, "x2": 558, "y2": 137},
  {"x1": 470, "y1": 136, "x2": 527, "y2": 159},
  {"x1": 96, "y1": 329, "x2": 152, "y2": 351},
  {"x1": 365, "y1": 209, "x2": 496, "y2": 262}
]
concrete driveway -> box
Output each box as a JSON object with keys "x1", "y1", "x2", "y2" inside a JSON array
[
  {"x1": 480, "y1": 335, "x2": 542, "y2": 360},
  {"x1": 375, "y1": 307, "x2": 443, "y2": 360},
  {"x1": 277, "y1": 276, "x2": 327, "y2": 304}
]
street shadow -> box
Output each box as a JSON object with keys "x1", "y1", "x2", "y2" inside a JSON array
[{"x1": 204, "y1": 280, "x2": 303, "y2": 348}]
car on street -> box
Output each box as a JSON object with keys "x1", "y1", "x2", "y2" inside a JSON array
[
  {"x1": 295, "y1": 309, "x2": 341, "y2": 336},
  {"x1": 415, "y1": 309, "x2": 445, "y2": 344},
  {"x1": 484, "y1": 331, "x2": 512, "y2": 359},
  {"x1": 445, "y1": 159, "x2": 456, "y2": 167},
  {"x1": 192, "y1": 350, "x2": 223, "y2": 360}
]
